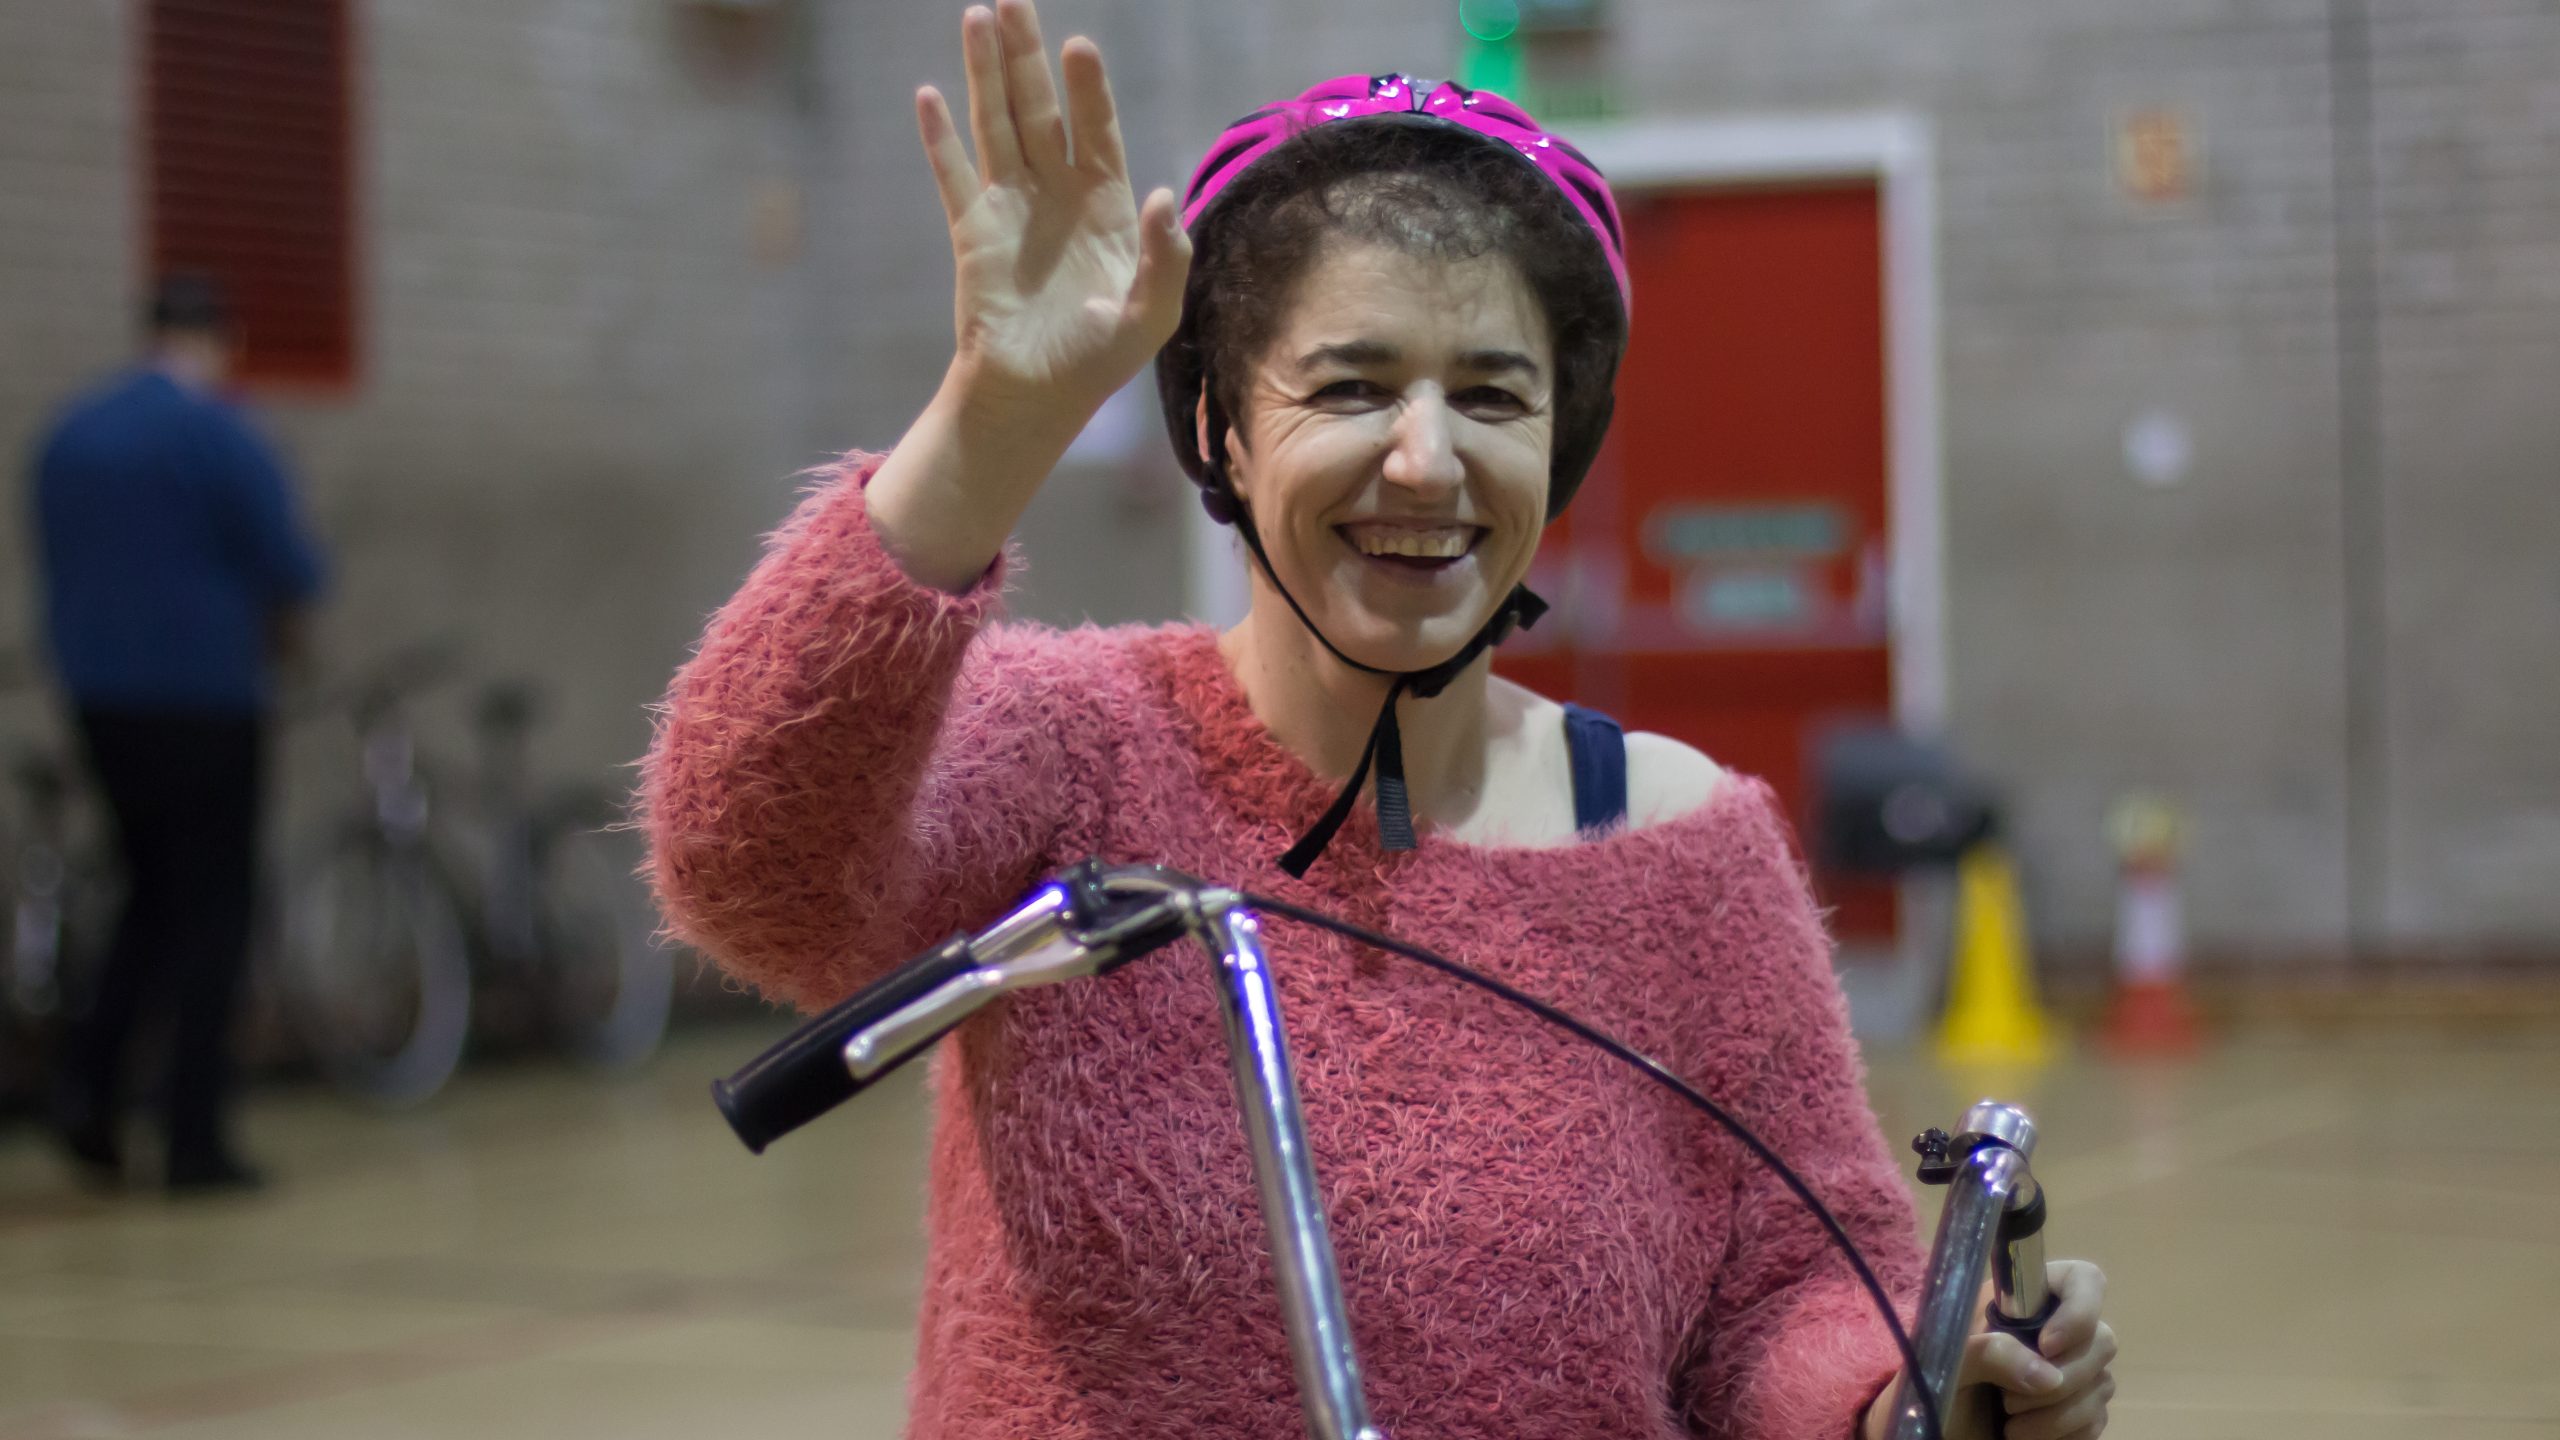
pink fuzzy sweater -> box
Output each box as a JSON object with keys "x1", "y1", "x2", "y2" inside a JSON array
[{"x1": 642, "y1": 455, "x2": 1924, "y2": 1440}]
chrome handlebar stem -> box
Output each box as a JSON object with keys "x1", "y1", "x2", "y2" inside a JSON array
[
  {"x1": 840, "y1": 866, "x2": 1381, "y2": 1440},
  {"x1": 1197, "y1": 898, "x2": 1382, "y2": 1440}
]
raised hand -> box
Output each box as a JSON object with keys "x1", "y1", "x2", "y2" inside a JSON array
[
  {"x1": 862, "y1": 0, "x2": 1190, "y2": 592},
  {"x1": 917, "y1": 0, "x2": 1190, "y2": 420}
]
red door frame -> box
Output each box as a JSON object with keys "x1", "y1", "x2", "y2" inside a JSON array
[{"x1": 1556, "y1": 113, "x2": 1948, "y2": 962}]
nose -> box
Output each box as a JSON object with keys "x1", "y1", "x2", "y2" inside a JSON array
[{"x1": 1380, "y1": 388, "x2": 1464, "y2": 497}]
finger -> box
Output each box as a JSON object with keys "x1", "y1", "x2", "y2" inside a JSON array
[
  {"x1": 2008, "y1": 1326, "x2": 2115, "y2": 1415},
  {"x1": 2039, "y1": 1261, "x2": 2108, "y2": 1360},
  {"x1": 1961, "y1": 1331, "x2": 2063, "y2": 1400},
  {"x1": 915, "y1": 87, "x2": 982, "y2": 225},
  {"x1": 995, "y1": 0, "x2": 1068, "y2": 176},
  {"x1": 960, "y1": 5, "x2": 1023, "y2": 183},
  {"x1": 1060, "y1": 35, "x2": 1126, "y2": 179},
  {"x1": 2001, "y1": 1373, "x2": 2113, "y2": 1440},
  {"x1": 1121, "y1": 186, "x2": 1192, "y2": 338}
]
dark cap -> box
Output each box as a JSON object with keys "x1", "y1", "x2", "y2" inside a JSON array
[{"x1": 148, "y1": 274, "x2": 232, "y2": 334}]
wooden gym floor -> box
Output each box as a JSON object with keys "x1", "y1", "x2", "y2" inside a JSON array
[{"x1": 0, "y1": 1018, "x2": 2552, "y2": 1439}]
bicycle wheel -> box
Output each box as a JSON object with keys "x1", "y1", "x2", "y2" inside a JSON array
[
  {"x1": 3, "y1": 836, "x2": 110, "y2": 1118},
  {"x1": 1, "y1": 839, "x2": 51, "y2": 1119},
  {"x1": 279, "y1": 826, "x2": 472, "y2": 1104},
  {"x1": 532, "y1": 803, "x2": 671, "y2": 1070}
]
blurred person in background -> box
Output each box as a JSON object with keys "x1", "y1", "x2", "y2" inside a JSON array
[
  {"x1": 646, "y1": 3, "x2": 2112, "y2": 1436},
  {"x1": 25, "y1": 274, "x2": 329, "y2": 1194}
]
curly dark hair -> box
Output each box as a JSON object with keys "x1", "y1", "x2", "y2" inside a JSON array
[{"x1": 1154, "y1": 118, "x2": 1627, "y2": 522}]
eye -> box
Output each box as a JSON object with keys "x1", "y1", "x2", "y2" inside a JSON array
[
  {"x1": 1455, "y1": 386, "x2": 1527, "y2": 415},
  {"x1": 1311, "y1": 379, "x2": 1389, "y2": 404}
]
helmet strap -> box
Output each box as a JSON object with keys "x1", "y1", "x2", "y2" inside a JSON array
[{"x1": 1202, "y1": 441, "x2": 1547, "y2": 877}]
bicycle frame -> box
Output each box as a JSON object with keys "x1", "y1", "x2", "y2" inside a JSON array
[
  {"x1": 716, "y1": 863, "x2": 2054, "y2": 1440},
  {"x1": 338, "y1": 672, "x2": 544, "y2": 975},
  {"x1": 815, "y1": 865, "x2": 1379, "y2": 1438},
  {"x1": 4, "y1": 755, "x2": 75, "y2": 1019},
  {"x1": 1145, "y1": 873, "x2": 1379, "y2": 1440}
]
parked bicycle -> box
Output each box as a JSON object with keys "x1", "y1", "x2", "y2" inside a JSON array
[
  {"x1": 0, "y1": 654, "x2": 113, "y2": 1120},
  {"x1": 278, "y1": 645, "x2": 671, "y2": 1104},
  {"x1": 712, "y1": 861, "x2": 2060, "y2": 1440}
]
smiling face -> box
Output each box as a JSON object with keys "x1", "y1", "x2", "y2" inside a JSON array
[{"x1": 1216, "y1": 239, "x2": 1557, "y2": 673}]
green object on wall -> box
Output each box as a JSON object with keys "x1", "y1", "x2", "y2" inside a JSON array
[
  {"x1": 1458, "y1": 0, "x2": 1521, "y2": 42},
  {"x1": 1457, "y1": 30, "x2": 1523, "y2": 94}
]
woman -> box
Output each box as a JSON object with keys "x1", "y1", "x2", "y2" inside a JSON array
[{"x1": 643, "y1": 4, "x2": 2116, "y2": 1437}]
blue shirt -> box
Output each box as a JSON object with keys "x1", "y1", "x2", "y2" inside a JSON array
[{"x1": 30, "y1": 368, "x2": 328, "y2": 711}]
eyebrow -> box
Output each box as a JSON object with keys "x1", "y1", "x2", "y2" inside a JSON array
[{"x1": 1293, "y1": 341, "x2": 1543, "y2": 382}]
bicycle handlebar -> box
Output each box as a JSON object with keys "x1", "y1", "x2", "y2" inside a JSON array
[
  {"x1": 712, "y1": 934, "x2": 978, "y2": 1153},
  {"x1": 710, "y1": 862, "x2": 2021, "y2": 1440},
  {"x1": 712, "y1": 863, "x2": 1195, "y2": 1155},
  {"x1": 1886, "y1": 1106, "x2": 2054, "y2": 1440}
]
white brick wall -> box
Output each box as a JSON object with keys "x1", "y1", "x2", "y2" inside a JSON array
[
  {"x1": 1582, "y1": 0, "x2": 2560, "y2": 958},
  {"x1": 0, "y1": 0, "x2": 137, "y2": 665},
  {"x1": 5, "y1": 0, "x2": 2553, "y2": 960},
  {"x1": 2365, "y1": 0, "x2": 2560, "y2": 943}
]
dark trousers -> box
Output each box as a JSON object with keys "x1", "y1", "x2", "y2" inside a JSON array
[{"x1": 60, "y1": 707, "x2": 264, "y2": 1163}]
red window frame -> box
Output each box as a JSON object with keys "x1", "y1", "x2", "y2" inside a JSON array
[{"x1": 145, "y1": 0, "x2": 359, "y2": 390}]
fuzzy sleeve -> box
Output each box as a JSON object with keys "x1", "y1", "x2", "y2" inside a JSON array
[
  {"x1": 1680, "y1": 784, "x2": 1925, "y2": 1440},
  {"x1": 639, "y1": 451, "x2": 1114, "y2": 1011}
]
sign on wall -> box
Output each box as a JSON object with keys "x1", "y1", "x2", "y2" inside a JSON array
[{"x1": 2113, "y1": 107, "x2": 2202, "y2": 205}]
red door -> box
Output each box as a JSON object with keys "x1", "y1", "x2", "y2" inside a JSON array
[{"x1": 1502, "y1": 182, "x2": 1899, "y2": 942}]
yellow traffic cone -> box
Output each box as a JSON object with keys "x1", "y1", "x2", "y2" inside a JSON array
[{"x1": 1936, "y1": 841, "x2": 2056, "y2": 1067}]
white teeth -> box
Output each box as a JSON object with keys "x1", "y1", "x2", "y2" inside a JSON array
[{"x1": 1347, "y1": 529, "x2": 1473, "y2": 559}]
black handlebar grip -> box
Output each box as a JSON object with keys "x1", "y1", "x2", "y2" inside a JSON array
[{"x1": 711, "y1": 935, "x2": 977, "y2": 1154}]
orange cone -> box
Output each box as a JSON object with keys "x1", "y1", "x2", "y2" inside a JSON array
[{"x1": 2101, "y1": 795, "x2": 2203, "y2": 1057}]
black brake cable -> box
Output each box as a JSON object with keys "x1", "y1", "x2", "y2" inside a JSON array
[{"x1": 1240, "y1": 892, "x2": 1941, "y2": 1440}]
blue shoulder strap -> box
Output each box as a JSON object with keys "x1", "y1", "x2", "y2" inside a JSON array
[{"x1": 1561, "y1": 703, "x2": 1628, "y2": 835}]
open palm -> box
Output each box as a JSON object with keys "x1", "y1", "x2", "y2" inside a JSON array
[{"x1": 918, "y1": 1, "x2": 1189, "y2": 415}]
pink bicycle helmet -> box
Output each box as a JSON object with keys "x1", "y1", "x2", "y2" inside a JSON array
[
  {"x1": 1157, "y1": 72, "x2": 1631, "y2": 527},
  {"x1": 1180, "y1": 73, "x2": 1630, "y2": 306}
]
